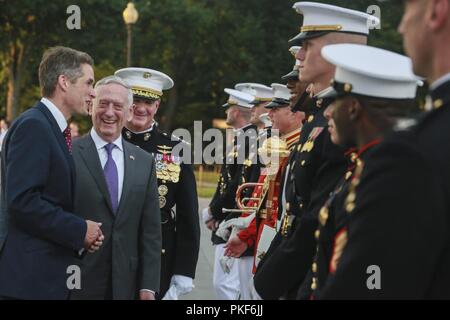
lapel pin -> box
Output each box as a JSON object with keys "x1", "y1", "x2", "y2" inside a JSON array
[{"x1": 130, "y1": 155, "x2": 135, "y2": 160}]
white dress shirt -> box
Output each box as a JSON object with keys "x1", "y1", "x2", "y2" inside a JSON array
[
  {"x1": 41, "y1": 97, "x2": 68, "y2": 132},
  {"x1": 90, "y1": 128, "x2": 124, "y2": 204}
]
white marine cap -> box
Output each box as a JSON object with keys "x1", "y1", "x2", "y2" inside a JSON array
[
  {"x1": 289, "y1": 2, "x2": 380, "y2": 45},
  {"x1": 282, "y1": 46, "x2": 302, "y2": 81},
  {"x1": 222, "y1": 88, "x2": 255, "y2": 108},
  {"x1": 234, "y1": 83, "x2": 274, "y2": 103},
  {"x1": 318, "y1": 44, "x2": 422, "y2": 100},
  {"x1": 265, "y1": 84, "x2": 291, "y2": 109},
  {"x1": 115, "y1": 67, "x2": 174, "y2": 100},
  {"x1": 289, "y1": 46, "x2": 301, "y2": 56}
]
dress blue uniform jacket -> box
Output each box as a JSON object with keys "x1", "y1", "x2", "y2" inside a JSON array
[{"x1": 0, "y1": 101, "x2": 87, "y2": 299}]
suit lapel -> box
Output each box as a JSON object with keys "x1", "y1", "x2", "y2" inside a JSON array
[
  {"x1": 116, "y1": 140, "x2": 136, "y2": 221},
  {"x1": 36, "y1": 102, "x2": 76, "y2": 191},
  {"x1": 78, "y1": 135, "x2": 115, "y2": 216}
]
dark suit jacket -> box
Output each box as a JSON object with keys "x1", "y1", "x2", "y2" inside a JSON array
[
  {"x1": 0, "y1": 101, "x2": 87, "y2": 300},
  {"x1": 70, "y1": 133, "x2": 161, "y2": 300}
]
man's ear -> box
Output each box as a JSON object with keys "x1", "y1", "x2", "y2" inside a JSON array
[
  {"x1": 154, "y1": 100, "x2": 161, "y2": 114},
  {"x1": 348, "y1": 97, "x2": 362, "y2": 121},
  {"x1": 429, "y1": 0, "x2": 450, "y2": 31},
  {"x1": 57, "y1": 74, "x2": 69, "y2": 93}
]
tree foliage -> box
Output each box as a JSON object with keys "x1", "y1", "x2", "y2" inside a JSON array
[{"x1": 0, "y1": 0, "x2": 404, "y2": 132}]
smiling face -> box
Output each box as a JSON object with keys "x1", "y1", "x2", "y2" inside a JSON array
[
  {"x1": 127, "y1": 97, "x2": 160, "y2": 132},
  {"x1": 92, "y1": 83, "x2": 131, "y2": 142}
]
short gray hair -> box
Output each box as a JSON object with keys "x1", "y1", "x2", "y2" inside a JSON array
[
  {"x1": 94, "y1": 75, "x2": 133, "y2": 107},
  {"x1": 39, "y1": 46, "x2": 94, "y2": 97}
]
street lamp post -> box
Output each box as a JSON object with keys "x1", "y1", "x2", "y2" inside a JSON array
[{"x1": 123, "y1": 1, "x2": 139, "y2": 66}]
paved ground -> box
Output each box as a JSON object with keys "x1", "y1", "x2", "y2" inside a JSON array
[{"x1": 181, "y1": 197, "x2": 216, "y2": 300}]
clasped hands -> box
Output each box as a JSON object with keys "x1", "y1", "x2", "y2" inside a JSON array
[{"x1": 84, "y1": 220, "x2": 104, "y2": 253}]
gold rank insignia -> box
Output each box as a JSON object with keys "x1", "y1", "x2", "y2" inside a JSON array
[
  {"x1": 434, "y1": 99, "x2": 444, "y2": 109},
  {"x1": 144, "y1": 132, "x2": 151, "y2": 141},
  {"x1": 158, "y1": 185, "x2": 168, "y2": 196},
  {"x1": 300, "y1": 127, "x2": 324, "y2": 153},
  {"x1": 316, "y1": 99, "x2": 323, "y2": 108},
  {"x1": 243, "y1": 159, "x2": 252, "y2": 167},
  {"x1": 159, "y1": 195, "x2": 167, "y2": 208},
  {"x1": 307, "y1": 115, "x2": 314, "y2": 123},
  {"x1": 125, "y1": 130, "x2": 132, "y2": 139}
]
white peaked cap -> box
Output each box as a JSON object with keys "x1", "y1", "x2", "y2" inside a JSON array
[
  {"x1": 319, "y1": 44, "x2": 422, "y2": 100},
  {"x1": 222, "y1": 88, "x2": 255, "y2": 108},
  {"x1": 115, "y1": 67, "x2": 174, "y2": 99},
  {"x1": 271, "y1": 83, "x2": 291, "y2": 101},
  {"x1": 290, "y1": 2, "x2": 380, "y2": 44},
  {"x1": 234, "y1": 83, "x2": 274, "y2": 102}
]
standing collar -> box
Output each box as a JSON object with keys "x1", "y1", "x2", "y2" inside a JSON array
[
  {"x1": 41, "y1": 97, "x2": 68, "y2": 132},
  {"x1": 233, "y1": 123, "x2": 253, "y2": 133},
  {"x1": 126, "y1": 121, "x2": 157, "y2": 134},
  {"x1": 430, "y1": 72, "x2": 450, "y2": 91},
  {"x1": 90, "y1": 127, "x2": 123, "y2": 152}
]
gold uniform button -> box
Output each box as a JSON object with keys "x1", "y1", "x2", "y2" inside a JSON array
[
  {"x1": 301, "y1": 160, "x2": 306, "y2": 166},
  {"x1": 312, "y1": 263, "x2": 317, "y2": 273},
  {"x1": 434, "y1": 99, "x2": 444, "y2": 109},
  {"x1": 307, "y1": 115, "x2": 314, "y2": 123},
  {"x1": 315, "y1": 230, "x2": 320, "y2": 239},
  {"x1": 286, "y1": 203, "x2": 290, "y2": 211},
  {"x1": 346, "y1": 202, "x2": 355, "y2": 213},
  {"x1": 311, "y1": 279, "x2": 317, "y2": 290},
  {"x1": 162, "y1": 249, "x2": 166, "y2": 254},
  {"x1": 299, "y1": 203, "x2": 304, "y2": 209},
  {"x1": 319, "y1": 207, "x2": 329, "y2": 226}
]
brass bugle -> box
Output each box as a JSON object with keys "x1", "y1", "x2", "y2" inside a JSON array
[{"x1": 235, "y1": 182, "x2": 265, "y2": 210}]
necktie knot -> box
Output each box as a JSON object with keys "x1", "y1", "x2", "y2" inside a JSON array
[
  {"x1": 104, "y1": 143, "x2": 115, "y2": 155},
  {"x1": 63, "y1": 126, "x2": 72, "y2": 154}
]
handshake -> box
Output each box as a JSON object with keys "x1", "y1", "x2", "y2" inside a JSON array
[{"x1": 84, "y1": 220, "x2": 104, "y2": 253}]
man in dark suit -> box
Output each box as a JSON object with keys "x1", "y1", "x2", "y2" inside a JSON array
[
  {"x1": 398, "y1": 0, "x2": 450, "y2": 298},
  {"x1": 0, "y1": 46, "x2": 103, "y2": 300},
  {"x1": 115, "y1": 67, "x2": 200, "y2": 300},
  {"x1": 70, "y1": 75, "x2": 162, "y2": 300}
]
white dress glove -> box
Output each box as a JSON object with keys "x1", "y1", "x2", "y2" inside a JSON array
[
  {"x1": 162, "y1": 275, "x2": 194, "y2": 300},
  {"x1": 202, "y1": 207, "x2": 213, "y2": 224}
]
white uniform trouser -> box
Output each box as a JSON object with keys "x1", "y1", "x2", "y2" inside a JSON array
[
  {"x1": 237, "y1": 256, "x2": 253, "y2": 300},
  {"x1": 213, "y1": 243, "x2": 240, "y2": 300}
]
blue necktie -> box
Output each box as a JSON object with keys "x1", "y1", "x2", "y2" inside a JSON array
[{"x1": 103, "y1": 143, "x2": 119, "y2": 213}]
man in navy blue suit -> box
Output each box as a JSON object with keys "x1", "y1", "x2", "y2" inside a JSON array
[{"x1": 0, "y1": 46, "x2": 103, "y2": 299}]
